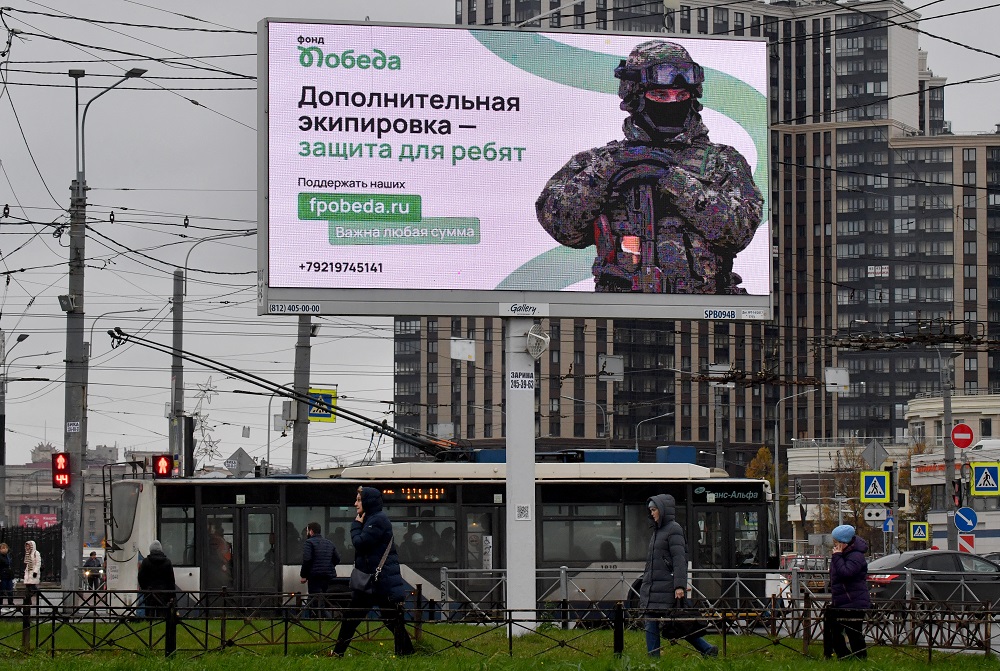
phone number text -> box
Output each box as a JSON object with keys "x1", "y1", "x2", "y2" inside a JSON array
[{"x1": 300, "y1": 262, "x2": 384, "y2": 273}]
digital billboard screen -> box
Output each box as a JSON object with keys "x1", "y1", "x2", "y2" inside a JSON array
[{"x1": 258, "y1": 20, "x2": 770, "y2": 320}]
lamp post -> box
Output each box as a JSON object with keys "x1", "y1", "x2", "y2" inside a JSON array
[
  {"x1": 234, "y1": 384, "x2": 293, "y2": 476},
  {"x1": 773, "y1": 388, "x2": 817, "y2": 535},
  {"x1": 634, "y1": 411, "x2": 674, "y2": 452},
  {"x1": 560, "y1": 395, "x2": 609, "y2": 448},
  {"x1": 62, "y1": 67, "x2": 146, "y2": 592},
  {"x1": 0, "y1": 331, "x2": 28, "y2": 528}
]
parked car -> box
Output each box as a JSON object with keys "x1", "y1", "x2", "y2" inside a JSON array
[{"x1": 867, "y1": 550, "x2": 1000, "y2": 602}]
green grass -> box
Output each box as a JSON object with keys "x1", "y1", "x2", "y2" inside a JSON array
[{"x1": 1, "y1": 620, "x2": 997, "y2": 670}]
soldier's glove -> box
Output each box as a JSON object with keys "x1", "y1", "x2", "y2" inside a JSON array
[
  {"x1": 657, "y1": 169, "x2": 710, "y2": 214},
  {"x1": 606, "y1": 150, "x2": 675, "y2": 193}
]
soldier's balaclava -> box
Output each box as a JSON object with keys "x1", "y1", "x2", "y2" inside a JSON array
[{"x1": 615, "y1": 40, "x2": 704, "y2": 139}]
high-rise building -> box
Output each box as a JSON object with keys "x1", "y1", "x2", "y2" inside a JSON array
[{"x1": 393, "y1": 1, "x2": 999, "y2": 470}]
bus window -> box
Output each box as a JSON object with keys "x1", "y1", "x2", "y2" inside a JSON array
[
  {"x1": 160, "y1": 506, "x2": 195, "y2": 566},
  {"x1": 734, "y1": 511, "x2": 760, "y2": 567},
  {"x1": 624, "y1": 504, "x2": 649, "y2": 561},
  {"x1": 287, "y1": 505, "x2": 356, "y2": 564},
  {"x1": 541, "y1": 510, "x2": 622, "y2": 563}
]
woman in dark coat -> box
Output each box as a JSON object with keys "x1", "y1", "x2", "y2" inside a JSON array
[
  {"x1": 332, "y1": 486, "x2": 414, "y2": 656},
  {"x1": 640, "y1": 494, "x2": 717, "y2": 657},
  {"x1": 137, "y1": 540, "x2": 176, "y2": 619},
  {"x1": 823, "y1": 524, "x2": 870, "y2": 660}
]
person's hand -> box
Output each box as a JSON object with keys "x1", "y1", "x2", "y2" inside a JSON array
[
  {"x1": 300, "y1": 578, "x2": 307, "y2": 584},
  {"x1": 674, "y1": 588, "x2": 685, "y2": 599},
  {"x1": 355, "y1": 513, "x2": 365, "y2": 523}
]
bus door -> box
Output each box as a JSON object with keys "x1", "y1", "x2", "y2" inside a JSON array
[
  {"x1": 202, "y1": 506, "x2": 280, "y2": 593},
  {"x1": 458, "y1": 506, "x2": 502, "y2": 610},
  {"x1": 692, "y1": 506, "x2": 764, "y2": 605}
]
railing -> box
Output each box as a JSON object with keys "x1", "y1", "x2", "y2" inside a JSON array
[{"x1": 1, "y1": 569, "x2": 998, "y2": 659}]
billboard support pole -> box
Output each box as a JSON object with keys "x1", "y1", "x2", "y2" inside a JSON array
[
  {"x1": 292, "y1": 315, "x2": 312, "y2": 474},
  {"x1": 505, "y1": 317, "x2": 537, "y2": 633}
]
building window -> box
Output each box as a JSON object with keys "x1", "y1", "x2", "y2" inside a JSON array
[
  {"x1": 963, "y1": 148, "x2": 977, "y2": 162},
  {"x1": 964, "y1": 241, "x2": 978, "y2": 255},
  {"x1": 964, "y1": 171, "x2": 977, "y2": 186}
]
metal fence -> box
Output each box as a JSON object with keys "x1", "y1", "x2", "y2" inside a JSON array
[{"x1": 0, "y1": 568, "x2": 997, "y2": 659}]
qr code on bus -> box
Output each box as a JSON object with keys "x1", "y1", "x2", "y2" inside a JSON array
[{"x1": 515, "y1": 505, "x2": 531, "y2": 521}]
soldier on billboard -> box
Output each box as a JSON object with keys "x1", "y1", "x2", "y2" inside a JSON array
[{"x1": 536, "y1": 40, "x2": 763, "y2": 294}]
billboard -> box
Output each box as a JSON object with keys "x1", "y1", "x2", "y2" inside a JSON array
[{"x1": 258, "y1": 20, "x2": 770, "y2": 320}]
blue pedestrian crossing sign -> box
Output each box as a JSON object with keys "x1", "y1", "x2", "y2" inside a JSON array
[
  {"x1": 955, "y1": 507, "x2": 978, "y2": 532},
  {"x1": 307, "y1": 387, "x2": 337, "y2": 423},
  {"x1": 860, "y1": 471, "x2": 890, "y2": 503},
  {"x1": 970, "y1": 462, "x2": 1000, "y2": 496},
  {"x1": 909, "y1": 522, "x2": 929, "y2": 542}
]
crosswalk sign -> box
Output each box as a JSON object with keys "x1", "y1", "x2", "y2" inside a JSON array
[
  {"x1": 970, "y1": 462, "x2": 1000, "y2": 496},
  {"x1": 860, "y1": 471, "x2": 890, "y2": 503},
  {"x1": 909, "y1": 522, "x2": 929, "y2": 542},
  {"x1": 307, "y1": 387, "x2": 337, "y2": 423}
]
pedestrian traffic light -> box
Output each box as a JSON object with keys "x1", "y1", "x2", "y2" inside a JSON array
[
  {"x1": 152, "y1": 454, "x2": 174, "y2": 479},
  {"x1": 52, "y1": 452, "x2": 71, "y2": 489},
  {"x1": 952, "y1": 479, "x2": 963, "y2": 508}
]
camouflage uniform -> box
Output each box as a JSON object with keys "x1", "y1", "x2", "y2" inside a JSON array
[{"x1": 536, "y1": 41, "x2": 763, "y2": 294}]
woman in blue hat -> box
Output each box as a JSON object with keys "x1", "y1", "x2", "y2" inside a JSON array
[{"x1": 824, "y1": 524, "x2": 870, "y2": 659}]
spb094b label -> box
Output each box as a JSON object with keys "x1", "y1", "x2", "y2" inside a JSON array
[{"x1": 704, "y1": 309, "x2": 736, "y2": 320}]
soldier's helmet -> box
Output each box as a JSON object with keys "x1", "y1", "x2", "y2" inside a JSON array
[{"x1": 615, "y1": 40, "x2": 704, "y2": 114}]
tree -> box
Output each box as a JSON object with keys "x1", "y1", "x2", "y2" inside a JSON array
[{"x1": 745, "y1": 445, "x2": 774, "y2": 485}]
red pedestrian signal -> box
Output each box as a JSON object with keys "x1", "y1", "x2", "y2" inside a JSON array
[
  {"x1": 152, "y1": 454, "x2": 174, "y2": 479},
  {"x1": 52, "y1": 452, "x2": 71, "y2": 489}
]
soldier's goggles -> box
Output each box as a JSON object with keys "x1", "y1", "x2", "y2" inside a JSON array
[{"x1": 614, "y1": 59, "x2": 704, "y2": 87}]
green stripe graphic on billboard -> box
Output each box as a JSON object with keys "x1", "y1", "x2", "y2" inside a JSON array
[{"x1": 299, "y1": 193, "x2": 421, "y2": 223}]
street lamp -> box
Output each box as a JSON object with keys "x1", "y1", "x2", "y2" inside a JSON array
[
  {"x1": 634, "y1": 411, "x2": 674, "y2": 452},
  {"x1": 234, "y1": 385, "x2": 293, "y2": 476},
  {"x1": 63, "y1": 67, "x2": 146, "y2": 592},
  {"x1": 773, "y1": 388, "x2": 817, "y2": 534},
  {"x1": 0, "y1": 332, "x2": 28, "y2": 528},
  {"x1": 560, "y1": 395, "x2": 609, "y2": 448}
]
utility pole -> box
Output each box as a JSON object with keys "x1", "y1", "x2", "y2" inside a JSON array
[
  {"x1": 291, "y1": 315, "x2": 312, "y2": 474},
  {"x1": 941, "y1": 347, "x2": 959, "y2": 551},
  {"x1": 61, "y1": 68, "x2": 144, "y2": 591},
  {"x1": 0, "y1": 331, "x2": 28, "y2": 529},
  {"x1": 171, "y1": 270, "x2": 184, "y2": 473}
]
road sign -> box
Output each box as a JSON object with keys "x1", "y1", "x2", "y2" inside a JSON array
[
  {"x1": 971, "y1": 462, "x2": 1000, "y2": 496},
  {"x1": 307, "y1": 387, "x2": 338, "y2": 423},
  {"x1": 860, "y1": 471, "x2": 890, "y2": 503},
  {"x1": 955, "y1": 507, "x2": 978, "y2": 532},
  {"x1": 909, "y1": 521, "x2": 929, "y2": 542},
  {"x1": 952, "y1": 423, "x2": 975, "y2": 449},
  {"x1": 882, "y1": 518, "x2": 895, "y2": 533},
  {"x1": 958, "y1": 533, "x2": 975, "y2": 554}
]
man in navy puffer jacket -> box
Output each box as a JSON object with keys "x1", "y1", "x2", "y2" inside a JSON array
[{"x1": 824, "y1": 524, "x2": 870, "y2": 659}]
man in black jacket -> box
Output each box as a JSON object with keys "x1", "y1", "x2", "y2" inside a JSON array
[
  {"x1": 300, "y1": 521, "x2": 340, "y2": 618},
  {"x1": 138, "y1": 540, "x2": 175, "y2": 619}
]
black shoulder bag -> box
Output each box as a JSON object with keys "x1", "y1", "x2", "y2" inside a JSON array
[{"x1": 349, "y1": 541, "x2": 393, "y2": 594}]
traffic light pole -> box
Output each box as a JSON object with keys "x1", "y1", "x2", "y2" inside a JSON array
[{"x1": 940, "y1": 348, "x2": 957, "y2": 552}]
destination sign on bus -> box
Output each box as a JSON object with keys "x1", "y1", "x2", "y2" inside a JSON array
[
  {"x1": 381, "y1": 486, "x2": 452, "y2": 502},
  {"x1": 691, "y1": 483, "x2": 764, "y2": 504}
]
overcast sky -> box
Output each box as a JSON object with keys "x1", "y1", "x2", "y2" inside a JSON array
[{"x1": 0, "y1": 0, "x2": 997, "y2": 471}]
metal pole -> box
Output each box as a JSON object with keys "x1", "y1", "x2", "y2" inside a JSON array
[
  {"x1": 0, "y1": 331, "x2": 6, "y2": 530},
  {"x1": 560, "y1": 395, "x2": 608, "y2": 448},
  {"x1": 291, "y1": 316, "x2": 312, "y2": 474},
  {"x1": 62, "y1": 68, "x2": 144, "y2": 592},
  {"x1": 941, "y1": 348, "x2": 957, "y2": 551},
  {"x1": 714, "y1": 387, "x2": 724, "y2": 469},
  {"x1": 773, "y1": 389, "x2": 817, "y2": 541},
  {"x1": 505, "y1": 317, "x2": 537, "y2": 632},
  {"x1": 171, "y1": 270, "x2": 184, "y2": 472}
]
